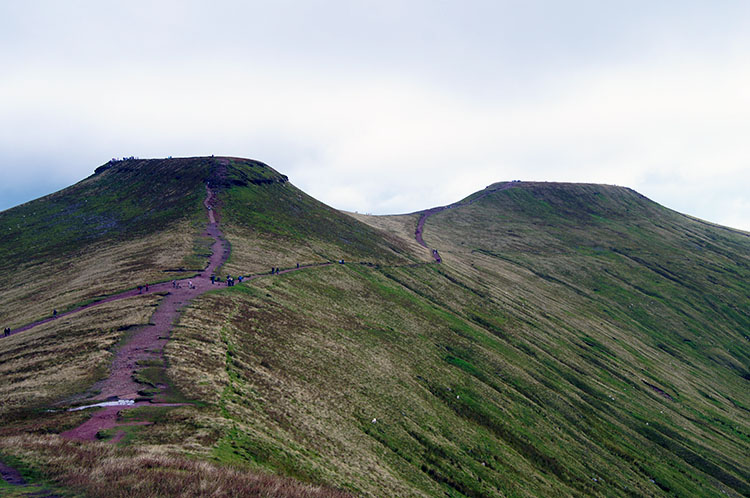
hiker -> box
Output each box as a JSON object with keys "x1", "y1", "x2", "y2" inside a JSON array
[
  {"x1": 145, "y1": 284, "x2": 149, "y2": 292},
  {"x1": 3, "y1": 327, "x2": 9, "y2": 337},
  {"x1": 188, "y1": 280, "x2": 193, "y2": 289},
  {"x1": 211, "y1": 275, "x2": 215, "y2": 285},
  {"x1": 238, "y1": 275, "x2": 243, "y2": 283},
  {"x1": 138, "y1": 285, "x2": 142, "y2": 294},
  {"x1": 172, "y1": 280, "x2": 176, "y2": 288},
  {"x1": 53, "y1": 309, "x2": 58, "y2": 318},
  {"x1": 296, "y1": 262, "x2": 299, "y2": 269}
]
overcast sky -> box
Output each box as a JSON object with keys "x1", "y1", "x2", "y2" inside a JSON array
[{"x1": 1, "y1": 1, "x2": 749, "y2": 231}]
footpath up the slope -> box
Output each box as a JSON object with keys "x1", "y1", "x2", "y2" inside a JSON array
[
  {"x1": 59, "y1": 183, "x2": 228, "y2": 439},
  {"x1": 415, "y1": 181, "x2": 515, "y2": 261}
]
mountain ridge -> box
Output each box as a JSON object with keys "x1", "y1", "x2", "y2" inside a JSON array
[{"x1": 1, "y1": 157, "x2": 748, "y2": 497}]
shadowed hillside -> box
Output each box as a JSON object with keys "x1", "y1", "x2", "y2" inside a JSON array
[{"x1": 1, "y1": 163, "x2": 748, "y2": 497}]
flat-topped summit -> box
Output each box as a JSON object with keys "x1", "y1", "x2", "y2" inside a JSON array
[{"x1": 1, "y1": 157, "x2": 748, "y2": 497}]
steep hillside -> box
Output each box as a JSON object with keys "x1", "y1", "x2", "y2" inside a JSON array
[
  {"x1": 167, "y1": 181, "x2": 748, "y2": 496},
  {"x1": 217, "y1": 157, "x2": 418, "y2": 276},
  {"x1": 0, "y1": 157, "x2": 213, "y2": 329},
  {"x1": 1, "y1": 166, "x2": 748, "y2": 497}
]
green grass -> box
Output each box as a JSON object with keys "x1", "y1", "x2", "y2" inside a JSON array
[
  {"x1": 220, "y1": 158, "x2": 415, "y2": 267},
  {"x1": 2, "y1": 166, "x2": 749, "y2": 497},
  {"x1": 0, "y1": 157, "x2": 215, "y2": 329},
  {"x1": 166, "y1": 180, "x2": 750, "y2": 496}
]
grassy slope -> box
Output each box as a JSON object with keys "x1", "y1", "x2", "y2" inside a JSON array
[
  {"x1": 217, "y1": 157, "x2": 417, "y2": 277},
  {"x1": 0, "y1": 156, "x2": 419, "y2": 496},
  {"x1": 2, "y1": 163, "x2": 748, "y2": 497},
  {"x1": 162, "y1": 182, "x2": 749, "y2": 497},
  {"x1": 0, "y1": 157, "x2": 213, "y2": 329}
]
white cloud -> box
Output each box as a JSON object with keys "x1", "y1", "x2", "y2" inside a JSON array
[{"x1": 1, "y1": 1, "x2": 749, "y2": 231}]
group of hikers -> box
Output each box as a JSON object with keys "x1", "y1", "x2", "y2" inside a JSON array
[
  {"x1": 270, "y1": 263, "x2": 302, "y2": 275},
  {"x1": 210, "y1": 274, "x2": 244, "y2": 286},
  {"x1": 1, "y1": 260, "x2": 337, "y2": 339}
]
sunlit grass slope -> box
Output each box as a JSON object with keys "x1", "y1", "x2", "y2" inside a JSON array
[
  {"x1": 164, "y1": 181, "x2": 749, "y2": 497},
  {"x1": 0, "y1": 157, "x2": 215, "y2": 328}
]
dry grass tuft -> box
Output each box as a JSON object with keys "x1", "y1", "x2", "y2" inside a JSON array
[
  {"x1": 0, "y1": 294, "x2": 160, "y2": 415},
  {"x1": 0, "y1": 434, "x2": 352, "y2": 497}
]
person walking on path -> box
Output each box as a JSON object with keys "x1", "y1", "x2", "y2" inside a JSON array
[
  {"x1": 3, "y1": 327, "x2": 9, "y2": 337},
  {"x1": 53, "y1": 309, "x2": 57, "y2": 319}
]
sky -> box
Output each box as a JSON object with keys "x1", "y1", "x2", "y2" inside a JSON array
[{"x1": 1, "y1": 1, "x2": 749, "y2": 231}]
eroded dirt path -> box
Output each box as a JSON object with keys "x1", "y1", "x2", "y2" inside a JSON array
[
  {"x1": 415, "y1": 181, "x2": 516, "y2": 262},
  {"x1": 5, "y1": 186, "x2": 226, "y2": 339},
  {"x1": 57, "y1": 183, "x2": 229, "y2": 440},
  {"x1": 57, "y1": 184, "x2": 333, "y2": 441},
  {"x1": 86, "y1": 186, "x2": 228, "y2": 402}
]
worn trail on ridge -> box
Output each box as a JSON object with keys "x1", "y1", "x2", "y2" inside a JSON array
[
  {"x1": 58, "y1": 181, "x2": 331, "y2": 441},
  {"x1": 415, "y1": 181, "x2": 515, "y2": 261},
  {"x1": 59, "y1": 183, "x2": 229, "y2": 440}
]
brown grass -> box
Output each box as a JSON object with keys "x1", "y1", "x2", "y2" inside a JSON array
[
  {"x1": 344, "y1": 212, "x2": 431, "y2": 263},
  {"x1": 0, "y1": 220, "x2": 201, "y2": 330},
  {"x1": 219, "y1": 225, "x2": 332, "y2": 278},
  {"x1": 0, "y1": 294, "x2": 160, "y2": 416},
  {"x1": 0, "y1": 434, "x2": 352, "y2": 497}
]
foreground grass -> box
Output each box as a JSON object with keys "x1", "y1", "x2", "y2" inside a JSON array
[
  {"x1": 165, "y1": 263, "x2": 746, "y2": 497},
  {"x1": 0, "y1": 434, "x2": 351, "y2": 497}
]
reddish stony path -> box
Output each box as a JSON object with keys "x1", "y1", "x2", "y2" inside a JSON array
[
  {"x1": 415, "y1": 181, "x2": 516, "y2": 262},
  {"x1": 58, "y1": 183, "x2": 229, "y2": 440},
  {"x1": 5, "y1": 185, "x2": 225, "y2": 339},
  {"x1": 55, "y1": 183, "x2": 332, "y2": 442}
]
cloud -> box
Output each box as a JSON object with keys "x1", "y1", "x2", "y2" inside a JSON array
[{"x1": 1, "y1": 1, "x2": 749, "y2": 231}]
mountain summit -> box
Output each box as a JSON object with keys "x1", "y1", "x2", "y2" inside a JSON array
[{"x1": 1, "y1": 157, "x2": 748, "y2": 497}]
